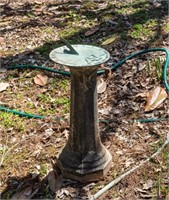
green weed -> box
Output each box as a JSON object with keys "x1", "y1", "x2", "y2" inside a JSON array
[
  {"x1": 40, "y1": 164, "x2": 48, "y2": 175},
  {"x1": 37, "y1": 107, "x2": 56, "y2": 115},
  {"x1": 27, "y1": 11, "x2": 35, "y2": 18},
  {"x1": 129, "y1": 23, "x2": 152, "y2": 39},
  {"x1": 26, "y1": 101, "x2": 36, "y2": 109},
  {"x1": 43, "y1": 27, "x2": 54, "y2": 34},
  {"x1": 83, "y1": 1, "x2": 96, "y2": 10},
  {"x1": 154, "y1": 57, "x2": 163, "y2": 81},
  {"x1": 55, "y1": 97, "x2": 70, "y2": 114},
  {"x1": 0, "y1": 112, "x2": 25, "y2": 132},
  {"x1": 146, "y1": 57, "x2": 163, "y2": 81},
  {"x1": 55, "y1": 97, "x2": 69, "y2": 105},
  {"x1": 145, "y1": 60, "x2": 151, "y2": 75},
  {"x1": 68, "y1": 10, "x2": 81, "y2": 21},
  {"x1": 162, "y1": 22, "x2": 169, "y2": 32},
  {"x1": 38, "y1": 93, "x2": 51, "y2": 103},
  {"x1": 0, "y1": 112, "x2": 15, "y2": 128},
  {"x1": 153, "y1": 173, "x2": 169, "y2": 198},
  {"x1": 57, "y1": 79, "x2": 70, "y2": 90}
]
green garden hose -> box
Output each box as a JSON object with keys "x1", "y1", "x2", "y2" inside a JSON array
[{"x1": 0, "y1": 47, "x2": 168, "y2": 122}]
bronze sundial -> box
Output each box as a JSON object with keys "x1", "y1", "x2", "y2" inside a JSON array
[{"x1": 50, "y1": 40, "x2": 112, "y2": 182}]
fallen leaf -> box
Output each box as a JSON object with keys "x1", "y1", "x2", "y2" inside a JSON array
[
  {"x1": 0, "y1": 21, "x2": 11, "y2": 26},
  {"x1": 47, "y1": 170, "x2": 62, "y2": 193},
  {"x1": 116, "y1": 150, "x2": 124, "y2": 155},
  {"x1": 0, "y1": 82, "x2": 9, "y2": 92},
  {"x1": 139, "y1": 193, "x2": 155, "y2": 199},
  {"x1": 144, "y1": 86, "x2": 167, "y2": 112},
  {"x1": 97, "y1": 79, "x2": 107, "y2": 94},
  {"x1": 62, "y1": 129, "x2": 69, "y2": 140},
  {"x1": 112, "y1": 109, "x2": 120, "y2": 115},
  {"x1": 63, "y1": 189, "x2": 69, "y2": 196},
  {"x1": 101, "y1": 35, "x2": 116, "y2": 45},
  {"x1": 34, "y1": 88, "x2": 47, "y2": 95},
  {"x1": 55, "y1": 138, "x2": 62, "y2": 143},
  {"x1": 44, "y1": 128, "x2": 54, "y2": 138},
  {"x1": 85, "y1": 27, "x2": 99, "y2": 36},
  {"x1": 136, "y1": 187, "x2": 149, "y2": 194},
  {"x1": 34, "y1": 74, "x2": 48, "y2": 86},
  {"x1": 100, "y1": 64, "x2": 112, "y2": 79},
  {"x1": 35, "y1": 0, "x2": 42, "y2": 4},
  {"x1": 135, "y1": 92, "x2": 147, "y2": 98},
  {"x1": 98, "y1": 106, "x2": 112, "y2": 115},
  {"x1": 143, "y1": 179, "x2": 153, "y2": 190},
  {"x1": 125, "y1": 158, "x2": 134, "y2": 168},
  {"x1": 11, "y1": 185, "x2": 35, "y2": 200}
]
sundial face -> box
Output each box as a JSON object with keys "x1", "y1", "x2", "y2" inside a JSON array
[{"x1": 49, "y1": 45, "x2": 110, "y2": 67}]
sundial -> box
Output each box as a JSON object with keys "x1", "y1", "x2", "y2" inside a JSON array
[
  {"x1": 50, "y1": 44, "x2": 110, "y2": 67},
  {"x1": 50, "y1": 39, "x2": 112, "y2": 182}
]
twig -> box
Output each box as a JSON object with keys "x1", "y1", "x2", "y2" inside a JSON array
[{"x1": 90, "y1": 134, "x2": 169, "y2": 200}]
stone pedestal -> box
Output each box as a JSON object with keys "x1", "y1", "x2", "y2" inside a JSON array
[
  {"x1": 50, "y1": 44, "x2": 112, "y2": 182},
  {"x1": 56, "y1": 66, "x2": 112, "y2": 182}
]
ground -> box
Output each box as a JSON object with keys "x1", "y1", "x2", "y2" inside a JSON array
[{"x1": 0, "y1": 0, "x2": 169, "y2": 199}]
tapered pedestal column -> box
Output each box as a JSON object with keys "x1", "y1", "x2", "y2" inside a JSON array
[{"x1": 56, "y1": 66, "x2": 112, "y2": 182}]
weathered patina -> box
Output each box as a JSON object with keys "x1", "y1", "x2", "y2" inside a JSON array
[{"x1": 50, "y1": 42, "x2": 112, "y2": 182}]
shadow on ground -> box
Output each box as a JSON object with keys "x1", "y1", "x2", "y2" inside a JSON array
[
  {"x1": 1, "y1": 0, "x2": 168, "y2": 66},
  {"x1": 1, "y1": 168, "x2": 92, "y2": 199}
]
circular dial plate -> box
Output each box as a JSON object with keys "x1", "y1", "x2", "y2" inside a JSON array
[{"x1": 49, "y1": 45, "x2": 110, "y2": 67}]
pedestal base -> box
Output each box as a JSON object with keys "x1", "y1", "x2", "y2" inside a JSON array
[{"x1": 56, "y1": 145, "x2": 112, "y2": 183}]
